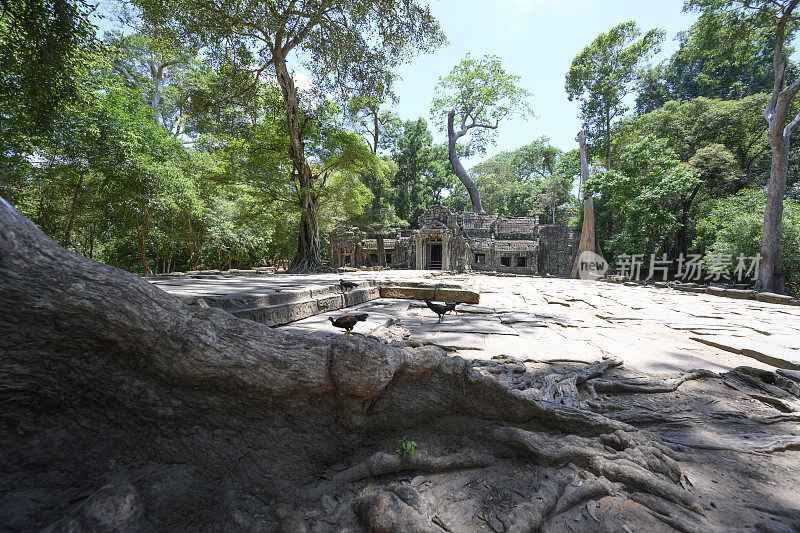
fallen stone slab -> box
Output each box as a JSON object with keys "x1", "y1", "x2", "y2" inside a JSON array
[
  {"x1": 456, "y1": 304, "x2": 496, "y2": 315},
  {"x1": 379, "y1": 286, "x2": 435, "y2": 300},
  {"x1": 690, "y1": 336, "x2": 800, "y2": 370},
  {"x1": 756, "y1": 292, "x2": 798, "y2": 305},
  {"x1": 673, "y1": 285, "x2": 706, "y2": 294},
  {"x1": 498, "y1": 312, "x2": 552, "y2": 325},
  {"x1": 379, "y1": 285, "x2": 480, "y2": 304},
  {"x1": 706, "y1": 286, "x2": 757, "y2": 300},
  {"x1": 289, "y1": 312, "x2": 395, "y2": 335},
  {"x1": 231, "y1": 288, "x2": 378, "y2": 326}
]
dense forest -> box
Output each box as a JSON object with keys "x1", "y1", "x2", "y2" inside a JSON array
[{"x1": 1, "y1": 0, "x2": 799, "y2": 294}]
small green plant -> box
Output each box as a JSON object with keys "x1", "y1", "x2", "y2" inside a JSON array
[{"x1": 397, "y1": 436, "x2": 417, "y2": 458}]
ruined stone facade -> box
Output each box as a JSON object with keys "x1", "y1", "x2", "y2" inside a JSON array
[{"x1": 330, "y1": 205, "x2": 580, "y2": 276}]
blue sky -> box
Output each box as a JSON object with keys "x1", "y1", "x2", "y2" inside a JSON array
[{"x1": 391, "y1": 0, "x2": 699, "y2": 160}]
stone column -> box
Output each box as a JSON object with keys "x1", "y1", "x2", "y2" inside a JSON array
[
  {"x1": 442, "y1": 233, "x2": 450, "y2": 271},
  {"x1": 415, "y1": 236, "x2": 424, "y2": 270}
]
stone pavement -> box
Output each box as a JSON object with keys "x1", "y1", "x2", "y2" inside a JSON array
[
  {"x1": 148, "y1": 270, "x2": 477, "y2": 326},
  {"x1": 285, "y1": 275, "x2": 800, "y2": 375},
  {"x1": 149, "y1": 272, "x2": 800, "y2": 374}
]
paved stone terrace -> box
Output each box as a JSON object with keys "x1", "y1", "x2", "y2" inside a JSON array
[{"x1": 150, "y1": 272, "x2": 800, "y2": 374}]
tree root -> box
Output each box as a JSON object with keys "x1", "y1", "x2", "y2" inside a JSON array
[
  {"x1": 588, "y1": 369, "x2": 719, "y2": 395},
  {"x1": 353, "y1": 488, "x2": 443, "y2": 533},
  {"x1": 505, "y1": 466, "x2": 576, "y2": 532},
  {"x1": 551, "y1": 476, "x2": 614, "y2": 515},
  {"x1": 662, "y1": 434, "x2": 800, "y2": 455},
  {"x1": 724, "y1": 366, "x2": 800, "y2": 400},
  {"x1": 317, "y1": 450, "x2": 496, "y2": 491},
  {"x1": 488, "y1": 426, "x2": 701, "y2": 514}
]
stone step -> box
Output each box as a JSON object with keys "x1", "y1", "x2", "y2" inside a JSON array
[{"x1": 231, "y1": 288, "x2": 379, "y2": 326}]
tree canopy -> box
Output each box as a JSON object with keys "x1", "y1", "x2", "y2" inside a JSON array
[
  {"x1": 432, "y1": 54, "x2": 532, "y2": 213},
  {"x1": 566, "y1": 21, "x2": 665, "y2": 169}
]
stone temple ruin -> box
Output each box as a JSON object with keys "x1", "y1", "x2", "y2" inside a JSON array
[{"x1": 329, "y1": 205, "x2": 580, "y2": 276}]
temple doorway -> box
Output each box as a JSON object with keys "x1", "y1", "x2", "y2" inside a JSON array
[{"x1": 427, "y1": 243, "x2": 442, "y2": 270}]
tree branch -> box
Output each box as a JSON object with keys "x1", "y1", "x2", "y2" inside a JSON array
[
  {"x1": 109, "y1": 61, "x2": 139, "y2": 89},
  {"x1": 784, "y1": 107, "x2": 800, "y2": 139},
  {"x1": 156, "y1": 53, "x2": 193, "y2": 80}
]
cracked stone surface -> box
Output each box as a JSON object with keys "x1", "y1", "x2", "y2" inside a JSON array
[
  {"x1": 281, "y1": 274, "x2": 800, "y2": 374},
  {"x1": 149, "y1": 271, "x2": 800, "y2": 373}
]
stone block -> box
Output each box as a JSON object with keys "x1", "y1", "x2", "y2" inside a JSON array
[
  {"x1": 316, "y1": 294, "x2": 344, "y2": 313},
  {"x1": 233, "y1": 300, "x2": 319, "y2": 326},
  {"x1": 673, "y1": 285, "x2": 706, "y2": 293},
  {"x1": 756, "y1": 292, "x2": 796, "y2": 305},
  {"x1": 380, "y1": 286, "x2": 436, "y2": 300},
  {"x1": 433, "y1": 288, "x2": 480, "y2": 304},
  {"x1": 723, "y1": 288, "x2": 757, "y2": 300},
  {"x1": 344, "y1": 287, "x2": 379, "y2": 306}
]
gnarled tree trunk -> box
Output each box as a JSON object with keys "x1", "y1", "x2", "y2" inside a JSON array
[
  {"x1": 5, "y1": 196, "x2": 797, "y2": 531},
  {"x1": 447, "y1": 109, "x2": 485, "y2": 213},
  {"x1": 756, "y1": 0, "x2": 800, "y2": 293},
  {"x1": 274, "y1": 51, "x2": 325, "y2": 273},
  {"x1": 570, "y1": 131, "x2": 602, "y2": 279}
]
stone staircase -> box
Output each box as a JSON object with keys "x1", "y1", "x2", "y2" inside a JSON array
[{"x1": 176, "y1": 277, "x2": 480, "y2": 327}]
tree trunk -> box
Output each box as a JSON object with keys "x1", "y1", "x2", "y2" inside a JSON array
[
  {"x1": 675, "y1": 184, "x2": 700, "y2": 259},
  {"x1": 605, "y1": 108, "x2": 611, "y2": 171},
  {"x1": 148, "y1": 56, "x2": 165, "y2": 127},
  {"x1": 64, "y1": 170, "x2": 85, "y2": 248},
  {"x1": 1, "y1": 197, "x2": 785, "y2": 532},
  {"x1": 274, "y1": 52, "x2": 324, "y2": 272},
  {"x1": 571, "y1": 131, "x2": 602, "y2": 279},
  {"x1": 291, "y1": 191, "x2": 323, "y2": 272},
  {"x1": 756, "y1": 1, "x2": 800, "y2": 293},
  {"x1": 136, "y1": 209, "x2": 153, "y2": 276},
  {"x1": 757, "y1": 134, "x2": 790, "y2": 292},
  {"x1": 447, "y1": 109, "x2": 484, "y2": 213},
  {"x1": 377, "y1": 235, "x2": 386, "y2": 267}
]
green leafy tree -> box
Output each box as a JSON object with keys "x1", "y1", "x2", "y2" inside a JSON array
[
  {"x1": 0, "y1": 0, "x2": 96, "y2": 152},
  {"x1": 466, "y1": 138, "x2": 569, "y2": 220},
  {"x1": 687, "y1": 0, "x2": 800, "y2": 292},
  {"x1": 432, "y1": 54, "x2": 532, "y2": 213},
  {"x1": 636, "y1": 9, "x2": 796, "y2": 113},
  {"x1": 346, "y1": 95, "x2": 403, "y2": 265},
  {"x1": 613, "y1": 95, "x2": 771, "y2": 191},
  {"x1": 565, "y1": 21, "x2": 665, "y2": 170},
  {"x1": 104, "y1": 28, "x2": 197, "y2": 134},
  {"x1": 133, "y1": 0, "x2": 445, "y2": 271},
  {"x1": 695, "y1": 189, "x2": 800, "y2": 295},
  {"x1": 392, "y1": 118, "x2": 438, "y2": 223},
  {"x1": 585, "y1": 136, "x2": 701, "y2": 259}
]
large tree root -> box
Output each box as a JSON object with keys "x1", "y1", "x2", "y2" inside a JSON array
[{"x1": 0, "y1": 197, "x2": 796, "y2": 532}]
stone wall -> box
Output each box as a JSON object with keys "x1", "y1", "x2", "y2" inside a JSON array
[
  {"x1": 465, "y1": 238, "x2": 538, "y2": 274},
  {"x1": 537, "y1": 225, "x2": 580, "y2": 277},
  {"x1": 330, "y1": 207, "x2": 578, "y2": 276},
  {"x1": 418, "y1": 205, "x2": 462, "y2": 231},
  {"x1": 495, "y1": 217, "x2": 538, "y2": 238}
]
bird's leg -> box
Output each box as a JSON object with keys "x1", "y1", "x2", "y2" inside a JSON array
[{"x1": 346, "y1": 330, "x2": 351, "y2": 335}]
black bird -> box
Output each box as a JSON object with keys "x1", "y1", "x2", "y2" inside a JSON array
[
  {"x1": 425, "y1": 299, "x2": 452, "y2": 322},
  {"x1": 339, "y1": 279, "x2": 358, "y2": 293},
  {"x1": 329, "y1": 313, "x2": 368, "y2": 334},
  {"x1": 445, "y1": 302, "x2": 458, "y2": 314}
]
